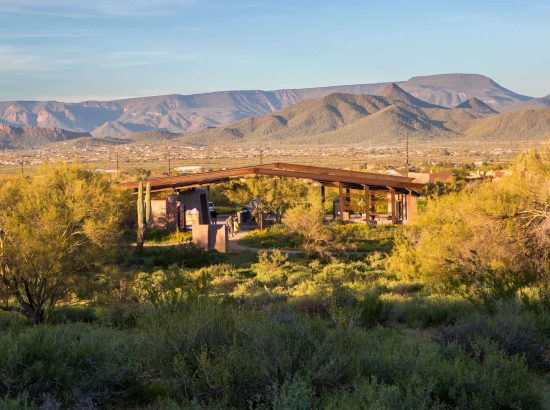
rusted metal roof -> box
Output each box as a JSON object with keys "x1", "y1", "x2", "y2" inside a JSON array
[{"x1": 116, "y1": 162, "x2": 425, "y2": 193}]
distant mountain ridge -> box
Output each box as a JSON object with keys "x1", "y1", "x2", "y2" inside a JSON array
[
  {"x1": 179, "y1": 84, "x2": 550, "y2": 146},
  {"x1": 0, "y1": 124, "x2": 91, "y2": 149},
  {"x1": 0, "y1": 74, "x2": 536, "y2": 141}
]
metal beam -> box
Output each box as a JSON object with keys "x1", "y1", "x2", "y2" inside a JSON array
[{"x1": 116, "y1": 162, "x2": 425, "y2": 193}]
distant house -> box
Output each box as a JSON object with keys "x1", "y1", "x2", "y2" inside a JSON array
[
  {"x1": 465, "y1": 169, "x2": 512, "y2": 181},
  {"x1": 174, "y1": 166, "x2": 205, "y2": 174},
  {"x1": 409, "y1": 171, "x2": 453, "y2": 184}
]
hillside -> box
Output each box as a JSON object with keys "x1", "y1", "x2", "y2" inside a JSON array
[
  {"x1": 509, "y1": 94, "x2": 550, "y2": 111},
  {"x1": 181, "y1": 84, "x2": 512, "y2": 145},
  {"x1": 464, "y1": 108, "x2": 550, "y2": 141},
  {"x1": 0, "y1": 74, "x2": 536, "y2": 142},
  {"x1": 400, "y1": 74, "x2": 530, "y2": 108},
  {"x1": 0, "y1": 124, "x2": 91, "y2": 149},
  {"x1": 456, "y1": 98, "x2": 498, "y2": 114}
]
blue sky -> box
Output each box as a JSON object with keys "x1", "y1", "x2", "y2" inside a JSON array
[{"x1": 0, "y1": 0, "x2": 549, "y2": 101}]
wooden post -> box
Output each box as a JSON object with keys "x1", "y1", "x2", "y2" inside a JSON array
[
  {"x1": 390, "y1": 188, "x2": 396, "y2": 224},
  {"x1": 321, "y1": 185, "x2": 325, "y2": 209},
  {"x1": 405, "y1": 193, "x2": 417, "y2": 224},
  {"x1": 363, "y1": 185, "x2": 370, "y2": 223},
  {"x1": 338, "y1": 183, "x2": 344, "y2": 220}
]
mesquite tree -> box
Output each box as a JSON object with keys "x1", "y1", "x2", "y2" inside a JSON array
[{"x1": 0, "y1": 165, "x2": 127, "y2": 323}]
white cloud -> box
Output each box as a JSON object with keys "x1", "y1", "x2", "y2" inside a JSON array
[
  {"x1": 0, "y1": 45, "x2": 198, "y2": 74},
  {"x1": 0, "y1": 0, "x2": 196, "y2": 17},
  {"x1": 0, "y1": 46, "x2": 48, "y2": 71}
]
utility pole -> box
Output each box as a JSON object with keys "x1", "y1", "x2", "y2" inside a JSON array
[
  {"x1": 20, "y1": 155, "x2": 24, "y2": 175},
  {"x1": 405, "y1": 135, "x2": 409, "y2": 176},
  {"x1": 168, "y1": 152, "x2": 171, "y2": 175},
  {"x1": 259, "y1": 146, "x2": 263, "y2": 165}
]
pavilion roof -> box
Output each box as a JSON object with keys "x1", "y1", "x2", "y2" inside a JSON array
[{"x1": 116, "y1": 162, "x2": 425, "y2": 193}]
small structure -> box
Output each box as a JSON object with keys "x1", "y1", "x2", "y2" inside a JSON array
[
  {"x1": 192, "y1": 224, "x2": 228, "y2": 253},
  {"x1": 147, "y1": 188, "x2": 210, "y2": 231},
  {"x1": 118, "y1": 162, "x2": 425, "y2": 225},
  {"x1": 409, "y1": 171, "x2": 453, "y2": 184}
]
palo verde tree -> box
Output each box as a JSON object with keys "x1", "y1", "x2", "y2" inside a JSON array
[
  {"x1": 0, "y1": 164, "x2": 129, "y2": 323},
  {"x1": 387, "y1": 148, "x2": 550, "y2": 301}
]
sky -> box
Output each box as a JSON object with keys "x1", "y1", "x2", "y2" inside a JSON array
[{"x1": 0, "y1": 0, "x2": 549, "y2": 101}]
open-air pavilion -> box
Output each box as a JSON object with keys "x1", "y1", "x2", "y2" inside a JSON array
[{"x1": 118, "y1": 162, "x2": 425, "y2": 225}]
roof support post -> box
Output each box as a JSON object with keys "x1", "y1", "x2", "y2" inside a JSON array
[
  {"x1": 338, "y1": 183, "x2": 344, "y2": 221},
  {"x1": 363, "y1": 185, "x2": 370, "y2": 224},
  {"x1": 390, "y1": 188, "x2": 396, "y2": 225},
  {"x1": 405, "y1": 191, "x2": 417, "y2": 225}
]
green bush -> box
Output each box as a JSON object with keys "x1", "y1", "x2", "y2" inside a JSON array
[
  {"x1": 387, "y1": 149, "x2": 550, "y2": 298},
  {"x1": 240, "y1": 225, "x2": 301, "y2": 249},
  {"x1": 438, "y1": 303, "x2": 550, "y2": 371},
  {"x1": 253, "y1": 250, "x2": 291, "y2": 285},
  {"x1": 144, "y1": 228, "x2": 192, "y2": 245},
  {"x1": 125, "y1": 245, "x2": 224, "y2": 270},
  {"x1": 0, "y1": 394, "x2": 36, "y2": 410},
  {"x1": 0, "y1": 324, "x2": 140, "y2": 408},
  {"x1": 0, "y1": 312, "x2": 31, "y2": 333},
  {"x1": 49, "y1": 305, "x2": 99, "y2": 324}
]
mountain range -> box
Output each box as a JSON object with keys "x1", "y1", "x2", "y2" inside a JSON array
[
  {"x1": 1, "y1": 73, "x2": 549, "y2": 148},
  {"x1": 0, "y1": 124, "x2": 91, "y2": 149},
  {"x1": 178, "y1": 83, "x2": 550, "y2": 146}
]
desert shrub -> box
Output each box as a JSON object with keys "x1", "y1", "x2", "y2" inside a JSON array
[
  {"x1": 387, "y1": 149, "x2": 550, "y2": 300},
  {"x1": 330, "y1": 224, "x2": 399, "y2": 253},
  {"x1": 323, "y1": 377, "x2": 444, "y2": 410},
  {"x1": 388, "y1": 282, "x2": 424, "y2": 295},
  {"x1": 315, "y1": 261, "x2": 373, "y2": 285},
  {"x1": 0, "y1": 311, "x2": 30, "y2": 333},
  {"x1": 359, "y1": 328, "x2": 540, "y2": 409},
  {"x1": 292, "y1": 295, "x2": 330, "y2": 316},
  {"x1": 284, "y1": 200, "x2": 332, "y2": 258},
  {"x1": 132, "y1": 265, "x2": 215, "y2": 304},
  {"x1": 126, "y1": 246, "x2": 223, "y2": 271},
  {"x1": 0, "y1": 394, "x2": 36, "y2": 410},
  {"x1": 49, "y1": 305, "x2": 99, "y2": 324},
  {"x1": 0, "y1": 324, "x2": 140, "y2": 408},
  {"x1": 519, "y1": 284, "x2": 550, "y2": 314},
  {"x1": 1, "y1": 299, "x2": 542, "y2": 409},
  {"x1": 267, "y1": 377, "x2": 316, "y2": 410},
  {"x1": 144, "y1": 228, "x2": 192, "y2": 245},
  {"x1": 357, "y1": 293, "x2": 386, "y2": 327},
  {"x1": 214, "y1": 276, "x2": 238, "y2": 293},
  {"x1": 240, "y1": 224, "x2": 301, "y2": 249},
  {"x1": 99, "y1": 303, "x2": 142, "y2": 329},
  {"x1": 253, "y1": 250, "x2": 290, "y2": 285},
  {"x1": 438, "y1": 303, "x2": 550, "y2": 371},
  {"x1": 382, "y1": 294, "x2": 474, "y2": 328}
]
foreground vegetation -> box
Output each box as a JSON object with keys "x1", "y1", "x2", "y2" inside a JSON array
[
  {"x1": 0, "y1": 152, "x2": 549, "y2": 409},
  {"x1": 1, "y1": 248, "x2": 548, "y2": 409}
]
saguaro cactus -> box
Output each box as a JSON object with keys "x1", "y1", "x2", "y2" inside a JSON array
[
  {"x1": 136, "y1": 181, "x2": 145, "y2": 250},
  {"x1": 145, "y1": 181, "x2": 152, "y2": 225}
]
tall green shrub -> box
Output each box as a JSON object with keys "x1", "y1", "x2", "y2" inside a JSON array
[{"x1": 387, "y1": 149, "x2": 550, "y2": 299}]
